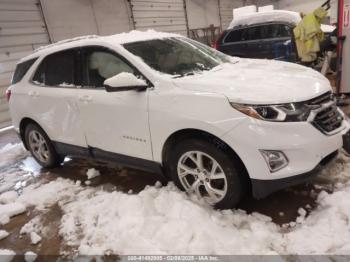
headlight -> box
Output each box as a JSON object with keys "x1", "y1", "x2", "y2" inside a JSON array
[{"x1": 230, "y1": 102, "x2": 311, "y2": 122}]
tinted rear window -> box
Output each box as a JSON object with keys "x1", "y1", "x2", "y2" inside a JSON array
[
  {"x1": 241, "y1": 26, "x2": 261, "y2": 41},
  {"x1": 12, "y1": 58, "x2": 38, "y2": 84}
]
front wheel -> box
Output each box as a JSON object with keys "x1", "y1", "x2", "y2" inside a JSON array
[
  {"x1": 167, "y1": 139, "x2": 247, "y2": 209},
  {"x1": 25, "y1": 123, "x2": 63, "y2": 168}
]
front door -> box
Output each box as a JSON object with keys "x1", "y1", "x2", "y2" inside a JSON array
[{"x1": 76, "y1": 46, "x2": 153, "y2": 160}]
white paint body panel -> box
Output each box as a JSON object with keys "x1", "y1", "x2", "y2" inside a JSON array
[{"x1": 8, "y1": 33, "x2": 350, "y2": 182}]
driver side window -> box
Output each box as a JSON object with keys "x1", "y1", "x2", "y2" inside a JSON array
[{"x1": 83, "y1": 47, "x2": 135, "y2": 88}]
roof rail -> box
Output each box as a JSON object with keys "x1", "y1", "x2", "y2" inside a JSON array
[{"x1": 34, "y1": 35, "x2": 100, "y2": 53}]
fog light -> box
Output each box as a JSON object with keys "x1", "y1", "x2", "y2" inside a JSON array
[{"x1": 260, "y1": 150, "x2": 289, "y2": 173}]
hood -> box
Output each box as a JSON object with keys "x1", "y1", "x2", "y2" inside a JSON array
[{"x1": 172, "y1": 59, "x2": 332, "y2": 105}]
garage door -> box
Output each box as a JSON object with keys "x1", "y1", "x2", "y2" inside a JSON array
[
  {"x1": 0, "y1": 0, "x2": 50, "y2": 128},
  {"x1": 219, "y1": 0, "x2": 243, "y2": 30},
  {"x1": 130, "y1": 0, "x2": 188, "y2": 36}
]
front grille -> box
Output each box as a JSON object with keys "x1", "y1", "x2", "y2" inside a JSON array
[{"x1": 312, "y1": 105, "x2": 343, "y2": 134}]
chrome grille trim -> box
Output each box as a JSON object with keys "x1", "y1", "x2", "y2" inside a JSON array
[{"x1": 306, "y1": 92, "x2": 344, "y2": 135}]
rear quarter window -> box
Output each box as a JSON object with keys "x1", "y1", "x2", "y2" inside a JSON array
[{"x1": 12, "y1": 58, "x2": 38, "y2": 84}]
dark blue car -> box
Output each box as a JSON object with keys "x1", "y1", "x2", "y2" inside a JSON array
[{"x1": 214, "y1": 22, "x2": 298, "y2": 62}]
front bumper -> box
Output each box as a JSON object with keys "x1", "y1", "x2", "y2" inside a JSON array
[
  {"x1": 221, "y1": 115, "x2": 350, "y2": 198},
  {"x1": 251, "y1": 150, "x2": 338, "y2": 199}
]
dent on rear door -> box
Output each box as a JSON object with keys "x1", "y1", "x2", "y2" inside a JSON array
[{"x1": 29, "y1": 85, "x2": 87, "y2": 147}]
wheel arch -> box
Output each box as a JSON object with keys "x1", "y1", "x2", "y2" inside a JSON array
[
  {"x1": 161, "y1": 128, "x2": 251, "y2": 192},
  {"x1": 19, "y1": 117, "x2": 46, "y2": 150}
]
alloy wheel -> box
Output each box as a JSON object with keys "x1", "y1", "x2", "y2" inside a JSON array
[
  {"x1": 177, "y1": 151, "x2": 227, "y2": 205},
  {"x1": 28, "y1": 130, "x2": 50, "y2": 163}
]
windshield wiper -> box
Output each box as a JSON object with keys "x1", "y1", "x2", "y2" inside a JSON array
[{"x1": 172, "y1": 72, "x2": 195, "y2": 79}]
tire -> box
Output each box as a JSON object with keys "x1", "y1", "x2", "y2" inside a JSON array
[
  {"x1": 24, "y1": 123, "x2": 63, "y2": 168},
  {"x1": 166, "y1": 138, "x2": 247, "y2": 209}
]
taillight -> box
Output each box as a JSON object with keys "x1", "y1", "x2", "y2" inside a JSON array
[
  {"x1": 212, "y1": 32, "x2": 225, "y2": 50},
  {"x1": 5, "y1": 89, "x2": 11, "y2": 102}
]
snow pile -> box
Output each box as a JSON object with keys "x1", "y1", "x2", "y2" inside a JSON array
[
  {"x1": 2, "y1": 142, "x2": 350, "y2": 255},
  {"x1": 104, "y1": 30, "x2": 181, "y2": 45},
  {"x1": 233, "y1": 5, "x2": 257, "y2": 19},
  {"x1": 0, "y1": 190, "x2": 18, "y2": 204},
  {"x1": 17, "y1": 178, "x2": 80, "y2": 210},
  {"x1": 285, "y1": 188, "x2": 350, "y2": 254},
  {"x1": 30, "y1": 232, "x2": 42, "y2": 245},
  {"x1": 20, "y1": 157, "x2": 42, "y2": 174},
  {"x1": 228, "y1": 10, "x2": 301, "y2": 29},
  {"x1": 0, "y1": 249, "x2": 16, "y2": 262},
  {"x1": 25, "y1": 251, "x2": 38, "y2": 262},
  {"x1": 86, "y1": 168, "x2": 101, "y2": 180},
  {"x1": 20, "y1": 216, "x2": 43, "y2": 235},
  {"x1": 0, "y1": 143, "x2": 28, "y2": 169},
  {"x1": 0, "y1": 202, "x2": 26, "y2": 225},
  {"x1": 0, "y1": 145, "x2": 35, "y2": 195},
  {"x1": 0, "y1": 230, "x2": 9, "y2": 240},
  {"x1": 59, "y1": 184, "x2": 281, "y2": 255},
  {"x1": 258, "y1": 5, "x2": 274, "y2": 12}
]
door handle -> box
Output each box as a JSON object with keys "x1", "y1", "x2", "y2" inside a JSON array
[{"x1": 79, "y1": 95, "x2": 93, "y2": 102}]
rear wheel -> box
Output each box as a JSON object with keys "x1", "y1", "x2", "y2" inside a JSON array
[
  {"x1": 25, "y1": 123, "x2": 63, "y2": 168},
  {"x1": 167, "y1": 139, "x2": 247, "y2": 209}
]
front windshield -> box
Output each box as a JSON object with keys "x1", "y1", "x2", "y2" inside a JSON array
[{"x1": 123, "y1": 37, "x2": 231, "y2": 77}]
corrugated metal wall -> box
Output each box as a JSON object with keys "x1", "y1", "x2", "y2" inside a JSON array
[
  {"x1": 0, "y1": 0, "x2": 50, "y2": 128},
  {"x1": 219, "y1": 0, "x2": 243, "y2": 30},
  {"x1": 129, "y1": 0, "x2": 188, "y2": 36},
  {"x1": 40, "y1": 0, "x2": 133, "y2": 42}
]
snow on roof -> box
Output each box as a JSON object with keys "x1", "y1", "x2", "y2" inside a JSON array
[
  {"x1": 103, "y1": 30, "x2": 181, "y2": 45},
  {"x1": 228, "y1": 10, "x2": 302, "y2": 29},
  {"x1": 21, "y1": 30, "x2": 181, "y2": 62}
]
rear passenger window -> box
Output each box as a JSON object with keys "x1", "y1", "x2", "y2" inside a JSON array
[
  {"x1": 224, "y1": 29, "x2": 244, "y2": 43},
  {"x1": 260, "y1": 24, "x2": 292, "y2": 39},
  {"x1": 241, "y1": 26, "x2": 260, "y2": 41},
  {"x1": 280, "y1": 25, "x2": 292, "y2": 37},
  {"x1": 33, "y1": 49, "x2": 78, "y2": 87},
  {"x1": 12, "y1": 58, "x2": 38, "y2": 84}
]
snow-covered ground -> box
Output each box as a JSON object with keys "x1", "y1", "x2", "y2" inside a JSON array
[{"x1": 1, "y1": 142, "x2": 350, "y2": 256}]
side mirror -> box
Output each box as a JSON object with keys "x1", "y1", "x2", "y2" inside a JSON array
[{"x1": 104, "y1": 73, "x2": 148, "y2": 92}]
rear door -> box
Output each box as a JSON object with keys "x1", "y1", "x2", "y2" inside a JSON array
[
  {"x1": 28, "y1": 48, "x2": 87, "y2": 148},
  {"x1": 219, "y1": 28, "x2": 247, "y2": 57},
  {"x1": 259, "y1": 23, "x2": 295, "y2": 61},
  {"x1": 240, "y1": 25, "x2": 265, "y2": 58}
]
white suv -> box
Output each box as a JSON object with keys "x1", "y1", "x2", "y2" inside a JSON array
[{"x1": 7, "y1": 31, "x2": 350, "y2": 209}]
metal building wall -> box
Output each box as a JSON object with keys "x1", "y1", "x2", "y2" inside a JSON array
[
  {"x1": 0, "y1": 0, "x2": 50, "y2": 128},
  {"x1": 129, "y1": 0, "x2": 188, "y2": 35},
  {"x1": 277, "y1": 0, "x2": 338, "y2": 23},
  {"x1": 40, "y1": 0, "x2": 133, "y2": 42},
  {"x1": 219, "y1": 0, "x2": 244, "y2": 30},
  {"x1": 186, "y1": 0, "x2": 220, "y2": 29}
]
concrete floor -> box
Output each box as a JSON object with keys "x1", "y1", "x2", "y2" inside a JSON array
[{"x1": 1, "y1": 103, "x2": 349, "y2": 255}]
